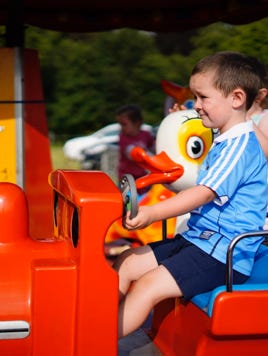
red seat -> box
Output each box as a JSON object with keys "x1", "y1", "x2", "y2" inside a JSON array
[{"x1": 151, "y1": 232, "x2": 268, "y2": 355}]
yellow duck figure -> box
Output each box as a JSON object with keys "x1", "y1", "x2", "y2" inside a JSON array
[
  {"x1": 155, "y1": 109, "x2": 214, "y2": 232},
  {"x1": 105, "y1": 109, "x2": 214, "y2": 255}
]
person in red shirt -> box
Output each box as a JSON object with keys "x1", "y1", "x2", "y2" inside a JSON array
[{"x1": 116, "y1": 104, "x2": 155, "y2": 186}]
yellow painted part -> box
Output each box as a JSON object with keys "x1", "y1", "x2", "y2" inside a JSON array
[
  {"x1": 0, "y1": 48, "x2": 16, "y2": 183},
  {"x1": 178, "y1": 119, "x2": 213, "y2": 164}
]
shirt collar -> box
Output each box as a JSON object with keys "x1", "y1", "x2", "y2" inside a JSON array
[{"x1": 214, "y1": 121, "x2": 254, "y2": 143}]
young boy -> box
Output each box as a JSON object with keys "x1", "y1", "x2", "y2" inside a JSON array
[
  {"x1": 113, "y1": 51, "x2": 268, "y2": 338},
  {"x1": 116, "y1": 104, "x2": 155, "y2": 182}
]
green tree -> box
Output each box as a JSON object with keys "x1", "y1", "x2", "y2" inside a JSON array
[
  {"x1": 189, "y1": 18, "x2": 268, "y2": 64},
  {"x1": 19, "y1": 16, "x2": 268, "y2": 138},
  {"x1": 223, "y1": 17, "x2": 268, "y2": 64},
  {"x1": 26, "y1": 28, "x2": 178, "y2": 136}
]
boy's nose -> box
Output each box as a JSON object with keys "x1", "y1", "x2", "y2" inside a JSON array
[{"x1": 193, "y1": 99, "x2": 200, "y2": 111}]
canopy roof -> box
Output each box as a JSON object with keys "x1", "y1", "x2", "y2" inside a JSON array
[{"x1": 0, "y1": 0, "x2": 268, "y2": 34}]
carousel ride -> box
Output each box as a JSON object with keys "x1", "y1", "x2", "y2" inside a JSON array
[
  {"x1": 1, "y1": 94, "x2": 268, "y2": 355},
  {"x1": 1, "y1": 1, "x2": 268, "y2": 355}
]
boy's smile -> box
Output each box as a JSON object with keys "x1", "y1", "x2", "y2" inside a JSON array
[{"x1": 189, "y1": 70, "x2": 242, "y2": 133}]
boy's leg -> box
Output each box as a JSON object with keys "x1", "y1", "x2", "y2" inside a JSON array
[
  {"x1": 113, "y1": 245, "x2": 158, "y2": 300},
  {"x1": 118, "y1": 264, "x2": 182, "y2": 338}
]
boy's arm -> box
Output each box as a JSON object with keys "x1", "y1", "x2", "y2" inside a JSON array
[
  {"x1": 257, "y1": 115, "x2": 268, "y2": 141},
  {"x1": 253, "y1": 122, "x2": 268, "y2": 157},
  {"x1": 124, "y1": 184, "x2": 216, "y2": 230}
]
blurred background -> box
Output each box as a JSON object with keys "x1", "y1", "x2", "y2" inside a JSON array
[{"x1": 1, "y1": 17, "x2": 266, "y2": 172}]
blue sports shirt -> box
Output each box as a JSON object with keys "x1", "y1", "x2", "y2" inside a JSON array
[{"x1": 182, "y1": 121, "x2": 268, "y2": 276}]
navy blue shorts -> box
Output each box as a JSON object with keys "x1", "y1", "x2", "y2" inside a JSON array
[{"x1": 149, "y1": 235, "x2": 248, "y2": 300}]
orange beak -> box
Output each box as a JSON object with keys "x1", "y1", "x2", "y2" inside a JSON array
[
  {"x1": 130, "y1": 147, "x2": 184, "y2": 189},
  {"x1": 161, "y1": 79, "x2": 193, "y2": 104}
]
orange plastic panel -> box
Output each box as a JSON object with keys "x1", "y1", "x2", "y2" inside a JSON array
[
  {"x1": 197, "y1": 334, "x2": 268, "y2": 356},
  {"x1": 0, "y1": 182, "x2": 63, "y2": 355},
  {"x1": 0, "y1": 182, "x2": 28, "y2": 241},
  {"x1": 49, "y1": 170, "x2": 122, "y2": 355},
  {"x1": 152, "y1": 293, "x2": 268, "y2": 355},
  {"x1": 24, "y1": 49, "x2": 53, "y2": 239},
  {"x1": 0, "y1": 169, "x2": 122, "y2": 355},
  {"x1": 151, "y1": 299, "x2": 211, "y2": 356},
  {"x1": 211, "y1": 291, "x2": 268, "y2": 335},
  {"x1": 31, "y1": 259, "x2": 77, "y2": 356}
]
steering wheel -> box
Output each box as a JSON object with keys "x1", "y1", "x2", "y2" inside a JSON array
[{"x1": 119, "y1": 174, "x2": 138, "y2": 219}]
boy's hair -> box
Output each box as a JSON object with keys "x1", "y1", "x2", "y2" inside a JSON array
[
  {"x1": 191, "y1": 51, "x2": 265, "y2": 110},
  {"x1": 116, "y1": 104, "x2": 143, "y2": 123}
]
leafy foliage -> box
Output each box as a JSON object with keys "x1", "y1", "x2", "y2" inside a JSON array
[{"x1": 2, "y1": 17, "x2": 268, "y2": 139}]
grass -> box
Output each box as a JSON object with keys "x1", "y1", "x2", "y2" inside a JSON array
[
  {"x1": 51, "y1": 143, "x2": 81, "y2": 170},
  {"x1": 50, "y1": 143, "x2": 119, "y2": 185}
]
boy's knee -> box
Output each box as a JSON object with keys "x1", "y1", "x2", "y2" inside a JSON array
[{"x1": 112, "y1": 247, "x2": 135, "y2": 272}]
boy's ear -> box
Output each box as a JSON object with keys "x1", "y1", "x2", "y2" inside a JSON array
[{"x1": 232, "y1": 88, "x2": 246, "y2": 109}]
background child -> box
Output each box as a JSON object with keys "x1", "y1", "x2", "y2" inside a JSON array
[
  {"x1": 247, "y1": 65, "x2": 268, "y2": 138},
  {"x1": 116, "y1": 104, "x2": 155, "y2": 184},
  {"x1": 113, "y1": 52, "x2": 268, "y2": 338}
]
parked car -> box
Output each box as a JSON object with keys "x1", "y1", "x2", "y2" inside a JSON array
[{"x1": 63, "y1": 123, "x2": 154, "y2": 170}]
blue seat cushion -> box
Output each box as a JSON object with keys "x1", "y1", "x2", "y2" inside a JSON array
[{"x1": 191, "y1": 244, "x2": 268, "y2": 317}]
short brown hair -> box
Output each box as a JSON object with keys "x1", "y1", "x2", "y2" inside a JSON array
[
  {"x1": 116, "y1": 104, "x2": 143, "y2": 123},
  {"x1": 191, "y1": 51, "x2": 265, "y2": 110}
]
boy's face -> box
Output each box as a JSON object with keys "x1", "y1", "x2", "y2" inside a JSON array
[
  {"x1": 190, "y1": 70, "x2": 234, "y2": 133},
  {"x1": 117, "y1": 115, "x2": 140, "y2": 136}
]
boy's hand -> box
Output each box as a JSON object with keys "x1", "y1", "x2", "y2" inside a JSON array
[{"x1": 123, "y1": 205, "x2": 154, "y2": 230}]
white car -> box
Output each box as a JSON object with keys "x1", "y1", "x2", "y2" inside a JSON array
[{"x1": 63, "y1": 123, "x2": 154, "y2": 168}]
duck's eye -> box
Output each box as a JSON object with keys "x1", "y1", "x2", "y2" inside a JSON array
[
  {"x1": 186, "y1": 136, "x2": 204, "y2": 159},
  {"x1": 177, "y1": 118, "x2": 213, "y2": 164}
]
